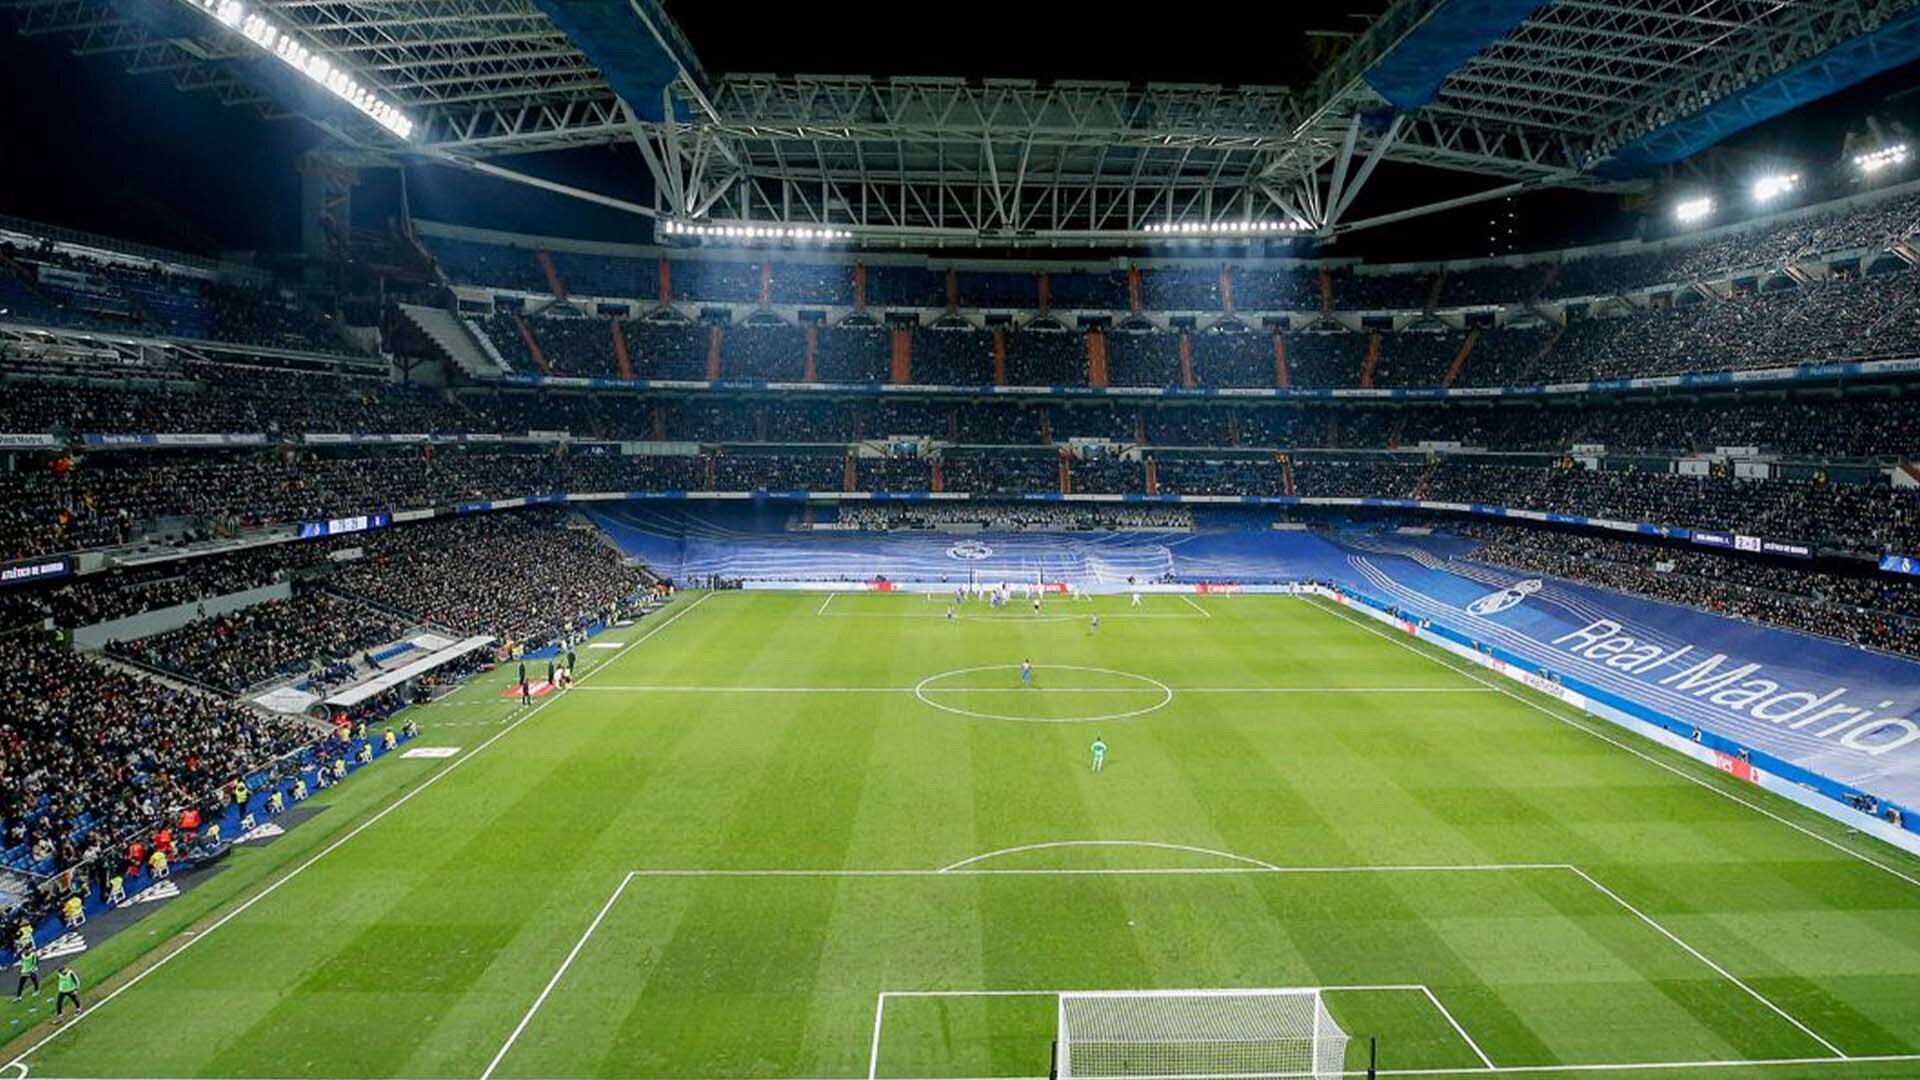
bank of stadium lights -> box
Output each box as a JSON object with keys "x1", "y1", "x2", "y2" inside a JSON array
[
  {"x1": 186, "y1": 0, "x2": 413, "y2": 139},
  {"x1": 1143, "y1": 221, "x2": 1308, "y2": 238},
  {"x1": 1750, "y1": 173, "x2": 1800, "y2": 204},
  {"x1": 661, "y1": 221, "x2": 853, "y2": 243},
  {"x1": 1672, "y1": 196, "x2": 1715, "y2": 225},
  {"x1": 1855, "y1": 144, "x2": 1912, "y2": 174}
]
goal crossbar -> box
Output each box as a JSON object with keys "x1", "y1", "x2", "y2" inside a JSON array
[{"x1": 1057, "y1": 989, "x2": 1348, "y2": 1080}]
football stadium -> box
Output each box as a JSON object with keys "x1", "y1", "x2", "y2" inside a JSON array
[{"x1": 5, "y1": 2, "x2": 1920, "y2": 1078}]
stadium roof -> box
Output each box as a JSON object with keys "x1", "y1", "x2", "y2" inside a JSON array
[{"x1": 10, "y1": 0, "x2": 1920, "y2": 245}]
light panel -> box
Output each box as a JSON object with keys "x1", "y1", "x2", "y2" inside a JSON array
[
  {"x1": 1673, "y1": 196, "x2": 1714, "y2": 224},
  {"x1": 186, "y1": 0, "x2": 414, "y2": 139}
]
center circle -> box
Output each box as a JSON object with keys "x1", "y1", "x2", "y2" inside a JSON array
[{"x1": 912, "y1": 664, "x2": 1174, "y2": 724}]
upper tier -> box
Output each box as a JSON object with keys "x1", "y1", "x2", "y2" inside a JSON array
[{"x1": 422, "y1": 178, "x2": 1920, "y2": 316}]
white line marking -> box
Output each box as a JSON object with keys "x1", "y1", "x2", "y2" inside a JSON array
[
  {"x1": 816, "y1": 612, "x2": 1208, "y2": 620},
  {"x1": 1305, "y1": 596, "x2": 1920, "y2": 892},
  {"x1": 4, "y1": 593, "x2": 714, "y2": 1075},
  {"x1": 23, "y1": 1064, "x2": 1920, "y2": 1080},
  {"x1": 871, "y1": 986, "x2": 1487, "y2": 1078},
  {"x1": 1178, "y1": 593, "x2": 1212, "y2": 617},
  {"x1": 620, "y1": 864, "x2": 1571, "y2": 878},
  {"x1": 1351, "y1": 1053, "x2": 1920, "y2": 1076},
  {"x1": 939, "y1": 840, "x2": 1282, "y2": 873},
  {"x1": 818, "y1": 593, "x2": 836, "y2": 615},
  {"x1": 572, "y1": 685, "x2": 1493, "y2": 695},
  {"x1": 1562, "y1": 866, "x2": 1845, "y2": 1059},
  {"x1": 1307, "y1": 600, "x2": 1853, "y2": 1058},
  {"x1": 866, "y1": 994, "x2": 885, "y2": 1080},
  {"x1": 879, "y1": 985, "x2": 1432, "y2": 998},
  {"x1": 1418, "y1": 985, "x2": 1495, "y2": 1070},
  {"x1": 482, "y1": 873, "x2": 638, "y2": 1080}
]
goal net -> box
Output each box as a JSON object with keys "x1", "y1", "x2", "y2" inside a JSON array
[{"x1": 1056, "y1": 989, "x2": 1349, "y2": 1080}]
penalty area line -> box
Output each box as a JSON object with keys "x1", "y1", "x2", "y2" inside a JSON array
[{"x1": 481, "y1": 872, "x2": 638, "y2": 1080}]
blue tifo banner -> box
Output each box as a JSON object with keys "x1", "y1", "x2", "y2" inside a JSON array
[{"x1": 1332, "y1": 538, "x2": 1920, "y2": 808}]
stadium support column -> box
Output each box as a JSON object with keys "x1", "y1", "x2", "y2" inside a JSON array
[
  {"x1": 1273, "y1": 333, "x2": 1290, "y2": 389},
  {"x1": 537, "y1": 250, "x2": 567, "y2": 299},
  {"x1": 705, "y1": 452, "x2": 717, "y2": 491},
  {"x1": 845, "y1": 452, "x2": 858, "y2": 493},
  {"x1": 1179, "y1": 332, "x2": 1196, "y2": 389},
  {"x1": 1360, "y1": 332, "x2": 1381, "y2": 389},
  {"x1": 1441, "y1": 327, "x2": 1480, "y2": 388},
  {"x1": 853, "y1": 263, "x2": 867, "y2": 311},
  {"x1": 1228, "y1": 409, "x2": 1241, "y2": 447},
  {"x1": 1145, "y1": 456, "x2": 1159, "y2": 495},
  {"x1": 512, "y1": 313, "x2": 550, "y2": 373},
  {"x1": 890, "y1": 327, "x2": 913, "y2": 384},
  {"x1": 707, "y1": 324, "x2": 724, "y2": 380},
  {"x1": 611, "y1": 316, "x2": 635, "y2": 380},
  {"x1": 653, "y1": 404, "x2": 667, "y2": 440},
  {"x1": 993, "y1": 328, "x2": 1008, "y2": 385},
  {"x1": 1037, "y1": 272, "x2": 1052, "y2": 314},
  {"x1": 946, "y1": 268, "x2": 959, "y2": 312},
  {"x1": 804, "y1": 325, "x2": 819, "y2": 382},
  {"x1": 1219, "y1": 267, "x2": 1234, "y2": 314},
  {"x1": 297, "y1": 151, "x2": 354, "y2": 284},
  {"x1": 1127, "y1": 267, "x2": 1143, "y2": 314},
  {"x1": 932, "y1": 458, "x2": 944, "y2": 493},
  {"x1": 658, "y1": 258, "x2": 672, "y2": 306},
  {"x1": 1086, "y1": 329, "x2": 1109, "y2": 388},
  {"x1": 1318, "y1": 269, "x2": 1333, "y2": 314},
  {"x1": 760, "y1": 264, "x2": 773, "y2": 307},
  {"x1": 1059, "y1": 449, "x2": 1072, "y2": 495}
]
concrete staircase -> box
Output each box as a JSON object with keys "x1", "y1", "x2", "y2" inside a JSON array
[{"x1": 400, "y1": 303, "x2": 507, "y2": 378}]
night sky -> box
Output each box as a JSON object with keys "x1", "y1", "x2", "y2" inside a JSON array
[{"x1": 1, "y1": 0, "x2": 1914, "y2": 264}]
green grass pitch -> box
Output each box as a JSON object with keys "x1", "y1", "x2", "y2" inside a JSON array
[{"x1": 9, "y1": 589, "x2": 1920, "y2": 1080}]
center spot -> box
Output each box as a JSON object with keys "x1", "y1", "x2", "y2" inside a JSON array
[{"x1": 913, "y1": 664, "x2": 1174, "y2": 723}]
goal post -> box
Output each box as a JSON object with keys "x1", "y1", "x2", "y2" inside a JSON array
[{"x1": 1056, "y1": 989, "x2": 1349, "y2": 1080}]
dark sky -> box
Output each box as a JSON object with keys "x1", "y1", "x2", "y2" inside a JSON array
[{"x1": 0, "y1": 1, "x2": 1914, "y2": 264}]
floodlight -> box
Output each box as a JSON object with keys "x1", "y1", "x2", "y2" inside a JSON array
[
  {"x1": 1750, "y1": 174, "x2": 1799, "y2": 203},
  {"x1": 185, "y1": 0, "x2": 412, "y2": 138},
  {"x1": 1855, "y1": 144, "x2": 1911, "y2": 174},
  {"x1": 1673, "y1": 196, "x2": 1714, "y2": 224}
]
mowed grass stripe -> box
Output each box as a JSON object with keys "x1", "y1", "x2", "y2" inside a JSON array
[{"x1": 12, "y1": 591, "x2": 1920, "y2": 1080}]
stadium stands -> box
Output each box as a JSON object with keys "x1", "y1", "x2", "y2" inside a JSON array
[
  {"x1": 1462, "y1": 524, "x2": 1920, "y2": 659},
  {"x1": 106, "y1": 591, "x2": 408, "y2": 694}
]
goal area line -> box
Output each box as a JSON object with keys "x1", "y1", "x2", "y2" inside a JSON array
[
  {"x1": 478, "y1": 860, "x2": 1847, "y2": 1080},
  {"x1": 869, "y1": 985, "x2": 1491, "y2": 1080}
]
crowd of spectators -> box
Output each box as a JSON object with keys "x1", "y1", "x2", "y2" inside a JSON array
[
  {"x1": 106, "y1": 591, "x2": 408, "y2": 694},
  {"x1": 837, "y1": 501, "x2": 1190, "y2": 531},
  {"x1": 330, "y1": 510, "x2": 652, "y2": 652},
  {"x1": 1, "y1": 636, "x2": 316, "y2": 879},
  {"x1": 1, "y1": 240, "x2": 352, "y2": 355},
  {"x1": 1462, "y1": 524, "x2": 1920, "y2": 658},
  {"x1": 1005, "y1": 326, "x2": 1086, "y2": 385},
  {"x1": 816, "y1": 324, "x2": 889, "y2": 383},
  {"x1": 10, "y1": 384, "x2": 1920, "y2": 561},
  {"x1": 1154, "y1": 455, "x2": 1287, "y2": 496},
  {"x1": 0, "y1": 446, "x2": 715, "y2": 561},
  {"x1": 453, "y1": 262, "x2": 1920, "y2": 391}
]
